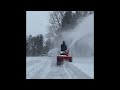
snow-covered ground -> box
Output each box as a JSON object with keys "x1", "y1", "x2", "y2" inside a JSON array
[
  {"x1": 26, "y1": 56, "x2": 93, "y2": 79},
  {"x1": 70, "y1": 57, "x2": 94, "y2": 78}
]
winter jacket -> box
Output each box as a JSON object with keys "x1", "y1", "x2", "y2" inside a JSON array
[{"x1": 61, "y1": 43, "x2": 67, "y2": 51}]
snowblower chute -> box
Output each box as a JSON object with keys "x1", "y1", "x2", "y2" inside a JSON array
[{"x1": 57, "y1": 50, "x2": 72, "y2": 66}]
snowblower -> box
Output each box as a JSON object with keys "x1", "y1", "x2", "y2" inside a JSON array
[{"x1": 57, "y1": 49, "x2": 72, "y2": 66}]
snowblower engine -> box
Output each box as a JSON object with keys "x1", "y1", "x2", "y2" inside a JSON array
[{"x1": 57, "y1": 50, "x2": 72, "y2": 66}]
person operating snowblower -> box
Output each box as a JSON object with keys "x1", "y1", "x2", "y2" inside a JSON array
[
  {"x1": 60, "y1": 41, "x2": 67, "y2": 55},
  {"x1": 56, "y1": 41, "x2": 72, "y2": 66}
]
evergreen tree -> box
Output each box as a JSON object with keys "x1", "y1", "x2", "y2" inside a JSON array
[{"x1": 38, "y1": 34, "x2": 44, "y2": 55}]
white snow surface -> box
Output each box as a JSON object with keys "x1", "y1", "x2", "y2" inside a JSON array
[
  {"x1": 71, "y1": 57, "x2": 94, "y2": 78},
  {"x1": 26, "y1": 56, "x2": 93, "y2": 79}
]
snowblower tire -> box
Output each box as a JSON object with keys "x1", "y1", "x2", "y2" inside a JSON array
[
  {"x1": 69, "y1": 58, "x2": 72, "y2": 62},
  {"x1": 57, "y1": 59, "x2": 61, "y2": 66}
]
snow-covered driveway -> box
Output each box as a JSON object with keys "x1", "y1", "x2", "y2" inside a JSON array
[{"x1": 26, "y1": 56, "x2": 93, "y2": 79}]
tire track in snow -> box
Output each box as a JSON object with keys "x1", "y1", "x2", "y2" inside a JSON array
[
  {"x1": 26, "y1": 59, "x2": 47, "y2": 79},
  {"x1": 26, "y1": 57, "x2": 91, "y2": 79},
  {"x1": 67, "y1": 62, "x2": 91, "y2": 79},
  {"x1": 26, "y1": 57, "x2": 43, "y2": 74},
  {"x1": 58, "y1": 61, "x2": 73, "y2": 79},
  {"x1": 31, "y1": 59, "x2": 52, "y2": 79},
  {"x1": 26, "y1": 59, "x2": 42, "y2": 66},
  {"x1": 64, "y1": 61, "x2": 78, "y2": 79},
  {"x1": 46, "y1": 58, "x2": 67, "y2": 79},
  {"x1": 47, "y1": 59, "x2": 73, "y2": 79}
]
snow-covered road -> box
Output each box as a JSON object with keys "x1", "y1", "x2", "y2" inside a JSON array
[{"x1": 26, "y1": 56, "x2": 93, "y2": 79}]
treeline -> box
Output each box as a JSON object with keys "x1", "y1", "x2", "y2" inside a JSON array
[{"x1": 26, "y1": 34, "x2": 53, "y2": 56}]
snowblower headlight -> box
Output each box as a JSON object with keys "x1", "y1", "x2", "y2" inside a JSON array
[{"x1": 60, "y1": 51, "x2": 65, "y2": 54}]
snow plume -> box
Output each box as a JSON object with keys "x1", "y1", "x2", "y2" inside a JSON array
[{"x1": 60, "y1": 13, "x2": 94, "y2": 57}]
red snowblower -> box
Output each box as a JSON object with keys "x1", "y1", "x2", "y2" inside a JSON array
[{"x1": 57, "y1": 50, "x2": 72, "y2": 66}]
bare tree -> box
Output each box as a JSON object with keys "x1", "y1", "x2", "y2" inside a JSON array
[{"x1": 46, "y1": 11, "x2": 65, "y2": 39}]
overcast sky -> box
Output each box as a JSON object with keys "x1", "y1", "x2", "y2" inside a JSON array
[{"x1": 26, "y1": 11, "x2": 50, "y2": 37}]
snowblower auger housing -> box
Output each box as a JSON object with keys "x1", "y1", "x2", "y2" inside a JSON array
[{"x1": 57, "y1": 50, "x2": 72, "y2": 66}]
